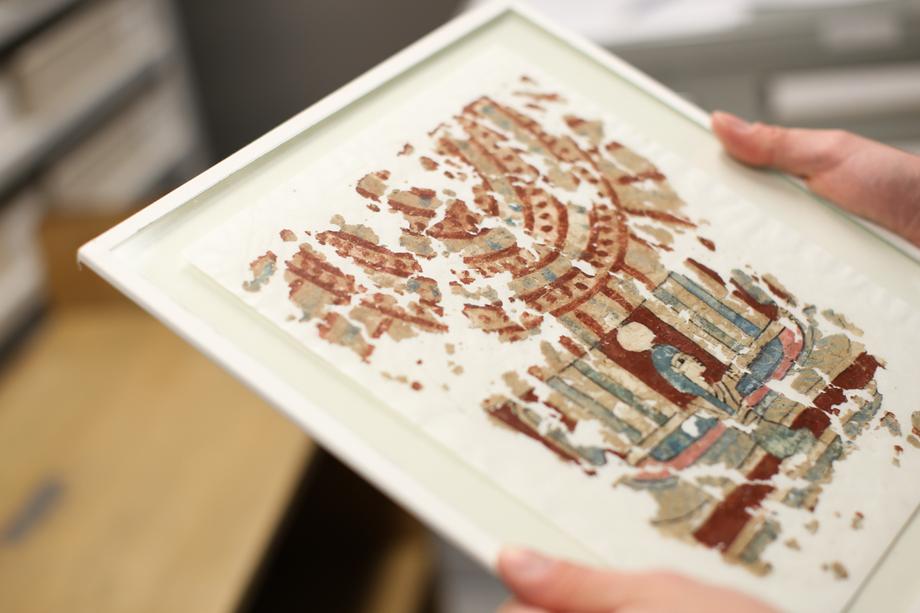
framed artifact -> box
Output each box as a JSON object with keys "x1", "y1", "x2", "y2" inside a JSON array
[{"x1": 79, "y1": 3, "x2": 920, "y2": 611}]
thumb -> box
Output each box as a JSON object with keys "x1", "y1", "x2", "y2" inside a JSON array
[
  {"x1": 497, "y1": 546, "x2": 636, "y2": 612},
  {"x1": 711, "y1": 111, "x2": 851, "y2": 178}
]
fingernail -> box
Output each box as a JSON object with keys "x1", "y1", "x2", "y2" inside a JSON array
[
  {"x1": 502, "y1": 546, "x2": 555, "y2": 582},
  {"x1": 713, "y1": 111, "x2": 752, "y2": 134}
]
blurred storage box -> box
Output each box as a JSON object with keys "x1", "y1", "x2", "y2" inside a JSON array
[
  {"x1": 0, "y1": 70, "x2": 19, "y2": 135},
  {"x1": 0, "y1": 190, "x2": 45, "y2": 341},
  {"x1": 8, "y1": 0, "x2": 169, "y2": 114},
  {"x1": 0, "y1": 0, "x2": 77, "y2": 48},
  {"x1": 41, "y1": 69, "x2": 195, "y2": 212}
]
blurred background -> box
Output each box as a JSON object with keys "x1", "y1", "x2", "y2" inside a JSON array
[{"x1": 0, "y1": 1, "x2": 918, "y2": 612}]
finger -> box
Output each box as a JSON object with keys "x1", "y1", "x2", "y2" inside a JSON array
[
  {"x1": 498, "y1": 546, "x2": 635, "y2": 612},
  {"x1": 711, "y1": 111, "x2": 853, "y2": 178},
  {"x1": 497, "y1": 598, "x2": 549, "y2": 613}
]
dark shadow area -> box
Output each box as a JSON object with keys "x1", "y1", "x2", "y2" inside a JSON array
[
  {"x1": 241, "y1": 451, "x2": 437, "y2": 613},
  {"x1": 173, "y1": 0, "x2": 462, "y2": 159}
]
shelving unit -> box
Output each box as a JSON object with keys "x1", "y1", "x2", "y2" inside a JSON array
[{"x1": 0, "y1": 0, "x2": 207, "y2": 350}]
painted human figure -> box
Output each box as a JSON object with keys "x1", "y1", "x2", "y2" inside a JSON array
[
  {"x1": 615, "y1": 320, "x2": 758, "y2": 425},
  {"x1": 651, "y1": 344, "x2": 745, "y2": 417}
]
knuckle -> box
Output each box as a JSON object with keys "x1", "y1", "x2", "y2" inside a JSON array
[
  {"x1": 539, "y1": 562, "x2": 612, "y2": 604},
  {"x1": 820, "y1": 129, "x2": 851, "y2": 153},
  {"x1": 549, "y1": 563, "x2": 589, "y2": 595},
  {"x1": 814, "y1": 129, "x2": 853, "y2": 165},
  {"x1": 753, "y1": 123, "x2": 783, "y2": 140},
  {"x1": 826, "y1": 129, "x2": 852, "y2": 146},
  {"x1": 750, "y1": 123, "x2": 788, "y2": 164},
  {"x1": 641, "y1": 570, "x2": 691, "y2": 588}
]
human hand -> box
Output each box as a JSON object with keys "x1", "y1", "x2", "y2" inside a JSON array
[
  {"x1": 496, "y1": 546, "x2": 779, "y2": 613},
  {"x1": 711, "y1": 111, "x2": 920, "y2": 248}
]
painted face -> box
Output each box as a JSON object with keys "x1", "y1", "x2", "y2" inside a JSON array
[{"x1": 671, "y1": 351, "x2": 707, "y2": 387}]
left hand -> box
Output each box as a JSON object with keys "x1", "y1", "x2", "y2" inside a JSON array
[
  {"x1": 496, "y1": 546, "x2": 780, "y2": 613},
  {"x1": 710, "y1": 111, "x2": 920, "y2": 248}
]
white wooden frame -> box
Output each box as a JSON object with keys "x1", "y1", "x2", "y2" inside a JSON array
[{"x1": 78, "y1": 3, "x2": 920, "y2": 611}]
